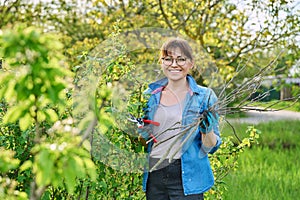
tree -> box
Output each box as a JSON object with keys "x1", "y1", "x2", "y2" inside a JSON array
[
  {"x1": 0, "y1": 24, "x2": 96, "y2": 200},
  {"x1": 88, "y1": 0, "x2": 300, "y2": 84}
]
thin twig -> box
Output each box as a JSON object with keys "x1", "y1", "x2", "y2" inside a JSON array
[{"x1": 224, "y1": 118, "x2": 242, "y2": 143}]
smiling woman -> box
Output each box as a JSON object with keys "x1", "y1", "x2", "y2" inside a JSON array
[
  {"x1": 138, "y1": 37, "x2": 222, "y2": 200},
  {"x1": 159, "y1": 39, "x2": 194, "y2": 106},
  {"x1": 160, "y1": 39, "x2": 193, "y2": 80}
]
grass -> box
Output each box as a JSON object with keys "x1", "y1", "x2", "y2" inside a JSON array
[
  {"x1": 221, "y1": 120, "x2": 300, "y2": 148},
  {"x1": 225, "y1": 111, "x2": 248, "y2": 119},
  {"x1": 223, "y1": 147, "x2": 300, "y2": 200},
  {"x1": 220, "y1": 120, "x2": 300, "y2": 200}
]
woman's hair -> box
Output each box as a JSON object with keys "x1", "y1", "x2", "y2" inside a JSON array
[{"x1": 160, "y1": 38, "x2": 194, "y2": 61}]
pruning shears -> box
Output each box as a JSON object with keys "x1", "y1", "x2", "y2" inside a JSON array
[{"x1": 127, "y1": 114, "x2": 160, "y2": 143}]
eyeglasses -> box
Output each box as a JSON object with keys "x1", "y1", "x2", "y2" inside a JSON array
[{"x1": 161, "y1": 56, "x2": 187, "y2": 66}]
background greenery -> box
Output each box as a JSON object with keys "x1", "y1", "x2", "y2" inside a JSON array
[
  {"x1": 222, "y1": 120, "x2": 300, "y2": 200},
  {"x1": 0, "y1": 0, "x2": 299, "y2": 199}
]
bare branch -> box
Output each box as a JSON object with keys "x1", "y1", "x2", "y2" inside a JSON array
[
  {"x1": 158, "y1": 0, "x2": 173, "y2": 29},
  {"x1": 217, "y1": 50, "x2": 285, "y2": 116},
  {"x1": 175, "y1": 2, "x2": 202, "y2": 30},
  {"x1": 79, "y1": 116, "x2": 98, "y2": 147}
]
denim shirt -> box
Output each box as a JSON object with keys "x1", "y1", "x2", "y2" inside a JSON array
[{"x1": 142, "y1": 75, "x2": 222, "y2": 195}]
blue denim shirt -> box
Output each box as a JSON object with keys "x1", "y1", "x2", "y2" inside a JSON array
[{"x1": 142, "y1": 75, "x2": 222, "y2": 195}]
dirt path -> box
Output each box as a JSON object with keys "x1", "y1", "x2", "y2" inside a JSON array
[{"x1": 227, "y1": 109, "x2": 300, "y2": 124}]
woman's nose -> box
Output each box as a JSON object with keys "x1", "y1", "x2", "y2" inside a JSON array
[{"x1": 171, "y1": 59, "x2": 177, "y2": 66}]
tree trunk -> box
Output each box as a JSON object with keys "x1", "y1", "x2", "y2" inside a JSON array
[{"x1": 280, "y1": 86, "x2": 292, "y2": 100}]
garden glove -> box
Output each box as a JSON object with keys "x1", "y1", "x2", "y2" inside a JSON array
[{"x1": 199, "y1": 110, "x2": 218, "y2": 134}]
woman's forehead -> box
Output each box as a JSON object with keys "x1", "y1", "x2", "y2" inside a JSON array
[{"x1": 166, "y1": 47, "x2": 183, "y2": 56}]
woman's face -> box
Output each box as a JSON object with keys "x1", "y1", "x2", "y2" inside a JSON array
[{"x1": 161, "y1": 47, "x2": 193, "y2": 82}]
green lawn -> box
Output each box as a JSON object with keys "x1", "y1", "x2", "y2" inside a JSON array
[{"x1": 221, "y1": 120, "x2": 300, "y2": 200}]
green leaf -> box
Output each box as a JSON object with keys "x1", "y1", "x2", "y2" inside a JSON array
[
  {"x1": 3, "y1": 104, "x2": 27, "y2": 124},
  {"x1": 67, "y1": 156, "x2": 82, "y2": 179},
  {"x1": 19, "y1": 113, "x2": 33, "y2": 131},
  {"x1": 82, "y1": 139, "x2": 91, "y2": 151},
  {"x1": 37, "y1": 110, "x2": 46, "y2": 123},
  {"x1": 4, "y1": 77, "x2": 17, "y2": 101},
  {"x1": 0, "y1": 148, "x2": 20, "y2": 172},
  {"x1": 84, "y1": 158, "x2": 97, "y2": 181},
  {"x1": 72, "y1": 156, "x2": 85, "y2": 178},
  {"x1": 35, "y1": 149, "x2": 53, "y2": 186},
  {"x1": 64, "y1": 159, "x2": 77, "y2": 193},
  {"x1": 44, "y1": 108, "x2": 58, "y2": 122},
  {"x1": 20, "y1": 160, "x2": 33, "y2": 172}
]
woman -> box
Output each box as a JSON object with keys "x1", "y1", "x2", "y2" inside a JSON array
[{"x1": 140, "y1": 38, "x2": 221, "y2": 200}]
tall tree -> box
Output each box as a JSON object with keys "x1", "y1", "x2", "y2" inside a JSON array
[{"x1": 88, "y1": 0, "x2": 299, "y2": 81}]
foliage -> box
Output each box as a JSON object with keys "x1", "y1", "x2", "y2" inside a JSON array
[
  {"x1": 29, "y1": 123, "x2": 96, "y2": 194},
  {"x1": 0, "y1": 148, "x2": 27, "y2": 199},
  {"x1": 89, "y1": 0, "x2": 299, "y2": 84},
  {"x1": 2, "y1": 0, "x2": 298, "y2": 85},
  {"x1": 0, "y1": 24, "x2": 96, "y2": 200},
  {"x1": 206, "y1": 126, "x2": 261, "y2": 199},
  {"x1": 72, "y1": 27, "x2": 147, "y2": 199},
  {"x1": 0, "y1": 0, "x2": 44, "y2": 28},
  {"x1": 0, "y1": 24, "x2": 71, "y2": 133},
  {"x1": 0, "y1": 148, "x2": 20, "y2": 173}
]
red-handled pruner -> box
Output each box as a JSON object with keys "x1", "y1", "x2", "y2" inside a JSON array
[{"x1": 127, "y1": 114, "x2": 160, "y2": 143}]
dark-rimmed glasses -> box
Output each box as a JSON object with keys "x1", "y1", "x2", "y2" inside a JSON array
[{"x1": 161, "y1": 56, "x2": 187, "y2": 66}]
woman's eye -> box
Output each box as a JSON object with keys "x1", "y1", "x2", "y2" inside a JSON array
[
  {"x1": 178, "y1": 58, "x2": 186, "y2": 62},
  {"x1": 164, "y1": 57, "x2": 172, "y2": 61}
]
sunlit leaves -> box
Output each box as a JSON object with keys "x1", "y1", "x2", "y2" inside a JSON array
[
  {"x1": 26, "y1": 119, "x2": 97, "y2": 194},
  {"x1": 0, "y1": 149, "x2": 26, "y2": 200},
  {"x1": 0, "y1": 177, "x2": 28, "y2": 200},
  {"x1": 0, "y1": 148, "x2": 20, "y2": 173},
  {"x1": 207, "y1": 126, "x2": 261, "y2": 199},
  {"x1": 0, "y1": 24, "x2": 72, "y2": 131},
  {"x1": 31, "y1": 138, "x2": 96, "y2": 193}
]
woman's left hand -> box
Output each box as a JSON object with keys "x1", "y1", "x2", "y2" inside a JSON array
[{"x1": 199, "y1": 110, "x2": 218, "y2": 134}]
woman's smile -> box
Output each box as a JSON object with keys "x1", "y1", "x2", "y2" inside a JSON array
[{"x1": 168, "y1": 68, "x2": 183, "y2": 73}]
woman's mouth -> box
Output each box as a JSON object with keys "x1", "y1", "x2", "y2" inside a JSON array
[{"x1": 168, "y1": 69, "x2": 182, "y2": 73}]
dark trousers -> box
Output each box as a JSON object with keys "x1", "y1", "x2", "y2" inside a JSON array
[{"x1": 146, "y1": 159, "x2": 204, "y2": 200}]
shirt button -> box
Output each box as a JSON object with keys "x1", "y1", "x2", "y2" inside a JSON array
[
  {"x1": 189, "y1": 178, "x2": 192, "y2": 181},
  {"x1": 182, "y1": 171, "x2": 184, "y2": 174}
]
